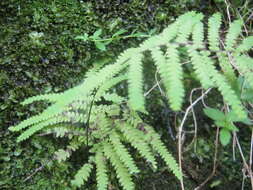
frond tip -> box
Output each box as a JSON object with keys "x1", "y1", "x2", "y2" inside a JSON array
[
  {"x1": 128, "y1": 51, "x2": 145, "y2": 112},
  {"x1": 71, "y1": 163, "x2": 93, "y2": 187}
]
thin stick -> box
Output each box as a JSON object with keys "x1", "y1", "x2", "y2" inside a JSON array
[
  {"x1": 235, "y1": 134, "x2": 253, "y2": 189},
  {"x1": 185, "y1": 88, "x2": 202, "y2": 152},
  {"x1": 23, "y1": 159, "x2": 52, "y2": 182},
  {"x1": 178, "y1": 88, "x2": 212, "y2": 190}
]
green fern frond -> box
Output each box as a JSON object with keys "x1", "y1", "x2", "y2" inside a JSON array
[
  {"x1": 71, "y1": 163, "x2": 93, "y2": 187},
  {"x1": 128, "y1": 51, "x2": 145, "y2": 112},
  {"x1": 139, "y1": 35, "x2": 164, "y2": 50},
  {"x1": 11, "y1": 111, "x2": 86, "y2": 142},
  {"x1": 192, "y1": 22, "x2": 204, "y2": 49},
  {"x1": 208, "y1": 13, "x2": 222, "y2": 51},
  {"x1": 21, "y1": 93, "x2": 61, "y2": 105},
  {"x1": 119, "y1": 123, "x2": 157, "y2": 169},
  {"x1": 159, "y1": 12, "x2": 194, "y2": 44},
  {"x1": 67, "y1": 137, "x2": 85, "y2": 151},
  {"x1": 201, "y1": 51, "x2": 246, "y2": 118},
  {"x1": 95, "y1": 150, "x2": 109, "y2": 190},
  {"x1": 103, "y1": 142, "x2": 135, "y2": 190},
  {"x1": 165, "y1": 44, "x2": 184, "y2": 110},
  {"x1": 217, "y1": 52, "x2": 238, "y2": 92},
  {"x1": 102, "y1": 93, "x2": 125, "y2": 103},
  {"x1": 235, "y1": 55, "x2": 253, "y2": 89},
  {"x1": 161, "y1": 22, "x2": 180, "y2": 42},
  {"x1": 188, "y1": 48, "x2": 214, "y2": 88},
  {"x1": 225, "y1": 20, "x2": 243, "y2": 51},
  {"x1": 144, "y1": 126, "x2": 182, "y2": 180},
  {"x1": 176, "y1": 12, "x2": 202, "y2": 43},
  {"x1": 62, "y1": 111, "x2": 86, "y2": 123},
  {"x1": 9, "y1": 12, "x2": 253, "y2": 189},
  {"x1": 110, "y1": 132, "x2": 140, "y2": 174},
  {"x1": 150, "y1": 46, "x2": 184, "y2": 110},
  {"x1": 95, "y1": 74, "x2": 128, "y2": 100},
  {"x1": 9, "y1": 104, "x2": 62, "y2": 131},
  {"x1": 237, "y1": 36, "x2": 253, "y2": 53},
  {"x1": 15, "y1": 118, "x2": 58, "y2": 142},
  {"x1": 23, "y1": 54, "x2": 129, "y2": 126}
]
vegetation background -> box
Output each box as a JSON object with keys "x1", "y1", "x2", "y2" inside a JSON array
[{"x1": 1, "y1": 0, "x2": 253, "y2": 189}]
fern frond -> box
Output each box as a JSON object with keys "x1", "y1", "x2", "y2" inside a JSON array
[
  {"x1": 235, "y1": 55, "x2": 253, "y2": 89},
  {"x1": 95, "y1": 149, "x2": 109, "y2": 190},
  {"x1": 103, "y1": 142, "x2": 135, "y2": 190},
  {"x1": 110, "y1": 132, "x2": 139, "y2": 174},
  {"x1": 188, "y1": 48, "x2": 214, "y2": 88},
  {"x1": 144, "y1": 126, "x2": 182, "y2": 180},
  {"x1": 225, "y1": 20, "x2": 243, "y2": 51},
  {"x1": 208, "y1": 13, "x2": 222, "y2": 51},
  {"x1": 201, "y1": 51, "x2": 246, "y2": 118},
  {"x1": 9, "y1": 103, "x2": 63, "y2": 132},
  {"x1": 71, "y1": 162, "x2": 93, "y2": 187},
  {"x1": 192, "y1": 22, "x2": 204, "y2": 49},
  {"x1": 161, "y1": 22, "x2": 180, "y2": 42},
  {"x1": 10, "y1": 12, "x2": 253, "y2": 189},
  {"x1": 15, "y1": 118, "x2": 58, "y2": 142},
  {"x1": 217, "y1": 52, "x2": 238, "y2": 92},
  {"x1": 12, "y1": 111, "x2": 87, "y2": 142},
  {"x1": 67, "y1": 137, "x2": 85, "y2": 151},
  {"x1": 21, "y1": 93, "x2": 61, "y2": 105},
  {"x1": 237, "y1": 36, "x2": 253, "y2": 53},
  {"x1": 119, "y1": 123, "x2": 157, "y2": 169},
  {"x1": 103, "y1": 93, "x2": 125, "y2": 103},
  {"x1": 176, "y1": 12, "x2": 202, "y2": 43},
  {"x1": 95, "y1": 74, "x2": 128, "y2": 100},
  {"x1": 12, "y1": 52, "x2": 131, "y2": 132},
  {"x1": 165, "y1": 44, "x2": 184, "y2": 110},
  {"x1": 139, "y1": 34, "x2": 164, "y2": 50},
  {"x1": 128, "y1": 51, "x2": 145, "y2": 112},
  {"x1": 55, "y1": 149, "x2": 71, "y2": 162},
  {"x1": 74, "y1": 48, "x2": 134, "y2": 102},
  {"x1": 150, "y1": 46, "x2": 184, "y2": 110}
]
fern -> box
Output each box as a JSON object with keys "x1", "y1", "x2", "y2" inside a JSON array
[
  {"x1": 128, "y1": 51, "x2": 145, "y2": 112},
  {"x1": 10, "y1": 11, "x2": 253, "y2": 189},
  {"x1": 110, "y1": 132, "x2": 140, "y2": 174},
  {"x1": 71, "y1": 162, "x2": 93, "y2": 187},
  {"x1": 235, "y1": 55, "x2": 253, "y2": 89},
  {"x1": 95, "y1": 149, "x2": 109, "y2": 190},
  {"x1": 188, "y1": 47, "x2": 214, "y2": 88},
  {"x1": 103, "y1": 142, "x2": 135, "y2": 190},
  {"x1": 144, "y1": 125, "x2": 183, "y2": 180},
  {"x1": 217, "y1": 52, "x2": 238, "y2": 92},
  {"x1": 176, "y1": 12, "x2": 202, "y2": 43},
  {"x1": 119, "y1": 123, "x2": 157, "y2": 169},
  {"x1": 237, "y1": 36, "x2": 253, "y2": 53},
  {"x1": 151, "y1": 46, "x2": 184, "y2": 110},
  {"x1": 201, "y1": 51, "x2": 246, "y2": 118},
  {"x1": 208, "y1": 13, "x2": 222, "y2": 51},
  {"x1": 21, "y1": 93, "x2": 61, "y2": 105},
  {"x1": 95, "y1": 75, "x2": 128, "y2": 101},
  {"x1": 225, "y1": 20, "x2": 243, "y2": 51},
  {"x1": 165, "y1": 44, "x2": 185, "y2": 110},
  {"x1": 192, "y1": 22, "x2": 204, "y2": 49}
]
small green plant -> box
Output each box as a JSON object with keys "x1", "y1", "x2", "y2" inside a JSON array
[
  {"x1": 75, "y1": 28, "x2": 155, "y2": 51},
  {"x1": 10, "y1": 11, "x2": 253, "y2": 189},
  {"x1": 204, "y1": 108, "x2": 251, "y2": 146}
]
